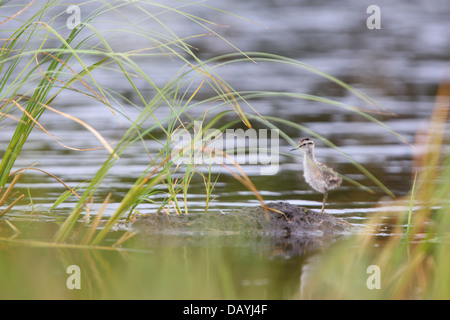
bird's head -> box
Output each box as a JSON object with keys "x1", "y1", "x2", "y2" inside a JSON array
[{"x1": 290, "y1": 137, "x2": 314, "y2": 152}]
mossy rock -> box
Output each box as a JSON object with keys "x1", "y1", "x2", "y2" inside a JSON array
[{"x1": 132, "y1": 201, "x2": 353, "y2": 237}]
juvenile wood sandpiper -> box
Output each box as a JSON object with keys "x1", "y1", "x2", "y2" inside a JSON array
[{"x1": 291, "y1": 138, "x2": 342, "y2": 213}]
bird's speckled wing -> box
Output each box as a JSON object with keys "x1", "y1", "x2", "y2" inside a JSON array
[{"x1": 318, "y1": 163, "x2": 342, "y2": 189}]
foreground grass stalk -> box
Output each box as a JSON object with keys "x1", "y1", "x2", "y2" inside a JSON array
[
  {"x1": 301, "y1": 78, "x2": 450, "y2": 299},
  {"x1": 0, "y1": 3, "x2": 107, "y2": 187},
  {"x1": 406, "y1": 172, "x2": 418, "y2": 236}
]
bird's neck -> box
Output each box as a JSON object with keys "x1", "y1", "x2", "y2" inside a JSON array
[{"x1": 303, "y1": 148, "x2": 316, "y2": 163}]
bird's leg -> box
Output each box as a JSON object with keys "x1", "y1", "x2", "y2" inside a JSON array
[{"x1": 321, "y1": 191, "x2": 328, "y2": 213}]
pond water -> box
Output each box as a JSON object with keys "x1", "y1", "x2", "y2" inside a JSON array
[{"x1": 0, "y1": 0, "x2": 449, "y2": 299}]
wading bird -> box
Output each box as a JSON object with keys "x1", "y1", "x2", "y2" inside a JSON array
[{"x1": 291, "y1": 138, "x2": 342, "y2": 213}]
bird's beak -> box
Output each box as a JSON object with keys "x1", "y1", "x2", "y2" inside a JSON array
[{"x1": 290, "y1": 147, "x2": 298, "y2": 151}]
